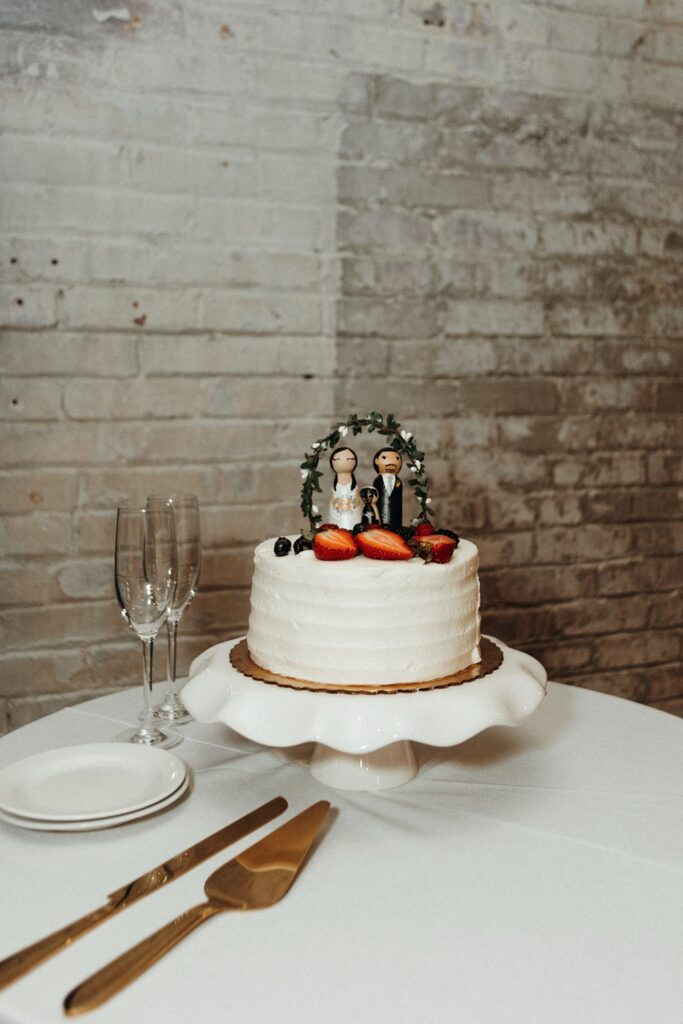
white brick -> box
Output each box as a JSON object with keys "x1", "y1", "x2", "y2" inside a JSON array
[
  {"x1": 138, "y1": 336, "x2": 335, "y2": 376},
  {"x1": 199, "y1": 290, "x2": 323, "y2": 335},
  {"x1": 426, "y1": 37, "x2": 499, "y2": 82},
  {"x1": 0, "y1": 285, "x2": 56, "y2": 328},
  {"x1": 86, "y1": 241, "x2": 321, "y2": 289},
  {"x1": 444, "y1": 301, "x2": 544, "y2": 336},
  {"x1": 81, "y1": 466, "x2": 213, "y2": 510},
  {"x1": 595, "y1": 57, "x2": 630, "y2": 102},
  {"x1": 186, "y1": 103, "x2": 255, "y2": 148},
  {"x1": 190, "y1": 200, "x2": 327, "y2": 248},
  {"x1": 338, "y1": 297, "x2": 437, "y2": 338},
  {"x1": 0, "y1": 470, "x2": 78, "y2": 514},
  {"x1": 1, "y1": 562, "x2": 63, "y2": 607},
  {"x1": 0, "y1": 134, "x2": 125, "y2": 189},
  {"x1": 547, "y1": 304, "x2": 623, "y2": 336},
  {"x1": 0, "y1": 513, "x2": 73, "y2": 556},
  {"x1": 252, "y1": 57, "x2": 344, "y2": 105},
  {"x1": 0, "y1": 85, "x2": 189, "y2": 144},
  {"x1": 647, "y1": 0, "x2": 683, "y2": 19},
  {"x1": 63, "y1": 379, "x2": 202, "y2": 421},
  {"x1": 125, "y1": 146, "x2": 257, "y2": 198},
  {"x1": 0, "y1": 379, "x2": 63, "y2": 420},
  {"x1": 497, "y1": 4, "x2": 550, "y2": 46},
  {"x1": 435, "y1": 211, "x2": 538, "y2": 252},
  {"x1": 102, "y1": 44, "x2": 255, "y2": 97},
  {"x1": 539, "y1": 220, "x2": 637, "y2": 256},
  {"x1": 56, "y1": 561, "x2": 113, "y2": 600},
  {"x1": 526, "y1": 50, "x2": 601, "y2": 93},
  {"x1": 0, "y1": 236, "x2": 88, "y2": 283},
  {"x1": 0, "y1": 423, "x2": 120, "y2": 468},
  {"x1": 257, "y1": 157, "x2": 335, "y2": 201},
  {"x1": 255, "y1": 110, "x2": 339, "y2": 153},
  {"x1": 630, "y1": 63, "x2": 683, "y2": 110},
  {"x1": 0, "y1": 333, "x2": 138, "y2": 376},
  {"x1": 548, "y1": 0, "x2": 646, "y2": 15},
  {"x1": 60, "y1": 286, "x2": 200, "y2": 332},
  {"x1": 548, "y1": 10, "x2": 600, "y2": 52},
  {"x1": 340, "y1": 209, "x2": 432, "y2": 249},
  {"x1": 0, "y1": 602, "x2": 122, "y2": 651},
  {"x1": 340, "y1": 120, "x2": 440, "y2": 164},
  {"x1": 204, "y1": 378, "x2": 335, "y2": 418},
  {"x1": 1, "y1": 185, "x2": 193, "y2": 236},
  {"x1": 598, "y1": 18, "x2": 644, "y2": 57},
  {"x1": 0, "y1": 649, "x2": 91, "y2": 698},
  {"x1": 338, "y1": 25, "x2": 427, "y2": 71},
  {"x1": 491, "y1": 174, "x2": 592, "y2": 214}
]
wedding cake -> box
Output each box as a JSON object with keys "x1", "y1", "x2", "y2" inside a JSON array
[
  {"x1": 242, "y1": 413, "x2": 482, "y2": 690},
  {"x1": 247, "y1": 536, "x2": 480, "y2": 686}
]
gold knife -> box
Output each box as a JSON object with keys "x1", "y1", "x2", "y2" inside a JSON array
[
  {"x1": 0, "y1": 795, "x2": 287, "y2": 991},
  {"x1": 64, "y1": 800, "x2": 331, "y2": 1016}
]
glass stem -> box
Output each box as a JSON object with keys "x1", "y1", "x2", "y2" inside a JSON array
[
  {"x1": 137, "y1": 637, "x2": 163, "y2": 740},
  {"x1": 166, "y1": 618, "x2": 179, "y2": 696}
]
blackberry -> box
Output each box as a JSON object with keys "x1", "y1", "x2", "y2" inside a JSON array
[
  {"x1": 293, "y1": 535, "x2": 312, "y2": 554},
  {"x1": 437, "y1": 528, "x2": 460, "y2": 545},
  {"x1": 273, "y1": 536, "x2": 292, "y2": 557},
  {"x1": 394, "y1": 525, "x2": 415, "y2": 541},
  {"x1": 353, "y1": 523, "x2": 369, "y2": 536}
]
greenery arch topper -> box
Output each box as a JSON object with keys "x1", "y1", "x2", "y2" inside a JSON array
[{"x1": 300, "y1": 411, "x2": 434, "y2": 533}]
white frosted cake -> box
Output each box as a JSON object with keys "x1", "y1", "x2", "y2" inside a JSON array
[{"x1": 246, "y1": 536, "x2": 481, "y2": 687}]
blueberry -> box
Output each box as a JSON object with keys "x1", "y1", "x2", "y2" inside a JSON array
[
  {"x1": 293, "y1": 535, "x2": 312, "y2": 554},
  {"x1": 352, "y1": 523, "x2": 369, "y2": 536},
  {"x1": 274, "y1": 537, "x2": 292, "y2": 557}
]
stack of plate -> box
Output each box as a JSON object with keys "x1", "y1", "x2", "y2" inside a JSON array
[{"x1": 0, "y1": 744, "x2": 189, "y2": 832}]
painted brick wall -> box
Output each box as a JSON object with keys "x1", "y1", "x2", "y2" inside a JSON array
[{"x1": 1, "y1": 0, "x2": 682, "y2": 731}]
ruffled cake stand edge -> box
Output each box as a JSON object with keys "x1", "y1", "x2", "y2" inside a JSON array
[{"x1": 182, "y1": 636, "x2": 548, "y2": 791}]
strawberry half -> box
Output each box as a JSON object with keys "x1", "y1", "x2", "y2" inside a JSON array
[
  {"x1": 356, "y1": 528, "x2": 413, "y2": 561},
  {"x1": 413, "y1": 534, "x2": 456, "y2": 564},
  {"x1": 313, "y1": 528, "x2": 358, "y2": 561}
]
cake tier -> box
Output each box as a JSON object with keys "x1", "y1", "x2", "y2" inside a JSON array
[{"x1": 246, "y1": 536, "x2": 481, "y2": 686}]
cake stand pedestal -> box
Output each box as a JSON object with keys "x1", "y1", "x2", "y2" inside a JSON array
[{"x1": 182, "y1": 636, "x2": 547, "y2": 792}]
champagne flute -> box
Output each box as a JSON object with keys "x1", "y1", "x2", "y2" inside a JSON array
[
  {"x1": 147, "y1": 494, "x2": 201, "y2": 725},
  {"x1": 114, "y1": 504, "x2": 182, "y2": 748}
]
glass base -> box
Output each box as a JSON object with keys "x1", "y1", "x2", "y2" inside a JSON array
[
  {"x1": 153, "y1": 695, "x2": 193, "y2": 725},
  {"x1": 113, "y1": 726, "x2": 183, "y2": 749}
]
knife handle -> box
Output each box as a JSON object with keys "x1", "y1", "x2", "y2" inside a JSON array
[
  {"x1": 0, "y1": 902, "x2": 118, "y2": 992},
  {"x1": 63, "y1": 902, "x2": 221, "y2": 1016}
]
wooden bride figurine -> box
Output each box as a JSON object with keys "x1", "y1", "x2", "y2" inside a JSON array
[{"x1": 328, "y1": 446, "x2": 363, "y2": 530}]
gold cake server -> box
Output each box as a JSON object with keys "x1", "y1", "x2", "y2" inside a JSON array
[
  {"x1": 0, "y1": 795, "x2": 287, "y2": 991},
  {"x1": 63, "y1": 800, "x2": 331, "y2": 1016}
]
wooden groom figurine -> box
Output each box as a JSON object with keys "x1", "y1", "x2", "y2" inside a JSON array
[{"x1": 372, "y1": 447, "x2": 403, "y2": 529}]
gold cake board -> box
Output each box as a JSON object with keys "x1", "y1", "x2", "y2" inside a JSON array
[{"x1": 229, "y1": 636, "x2": 503, "y2": 696}]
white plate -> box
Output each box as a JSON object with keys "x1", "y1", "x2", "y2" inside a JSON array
[
  {"x1": 0, "y1": 744, "x2": 187, "y2": 821},
  {"x1": 0, "y1": 775, "x2": 190, "y2": 832}
]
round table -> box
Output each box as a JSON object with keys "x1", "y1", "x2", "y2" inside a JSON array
[{"x1": 0, "y1": 681, "x2": 681, "y2": 1024}]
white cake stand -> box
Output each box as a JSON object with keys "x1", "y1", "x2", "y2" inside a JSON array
[{"x1": 182, "y1": 636, "x2": 547, "y2": 791}]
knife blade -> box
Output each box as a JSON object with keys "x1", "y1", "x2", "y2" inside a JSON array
[{"x1": 0, "y1": 795, "x2": 287, "y2": 991}]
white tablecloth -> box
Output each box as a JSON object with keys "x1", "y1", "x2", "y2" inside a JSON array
[{"x1": 0, "y1": 682, "x2": 681, "y2": 1024}]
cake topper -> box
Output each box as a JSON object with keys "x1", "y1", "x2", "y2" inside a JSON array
[
  {"x1": 328, "y1": 446, "x2": 363, "y2": 530},
  {"x1": 373, "y1": 446, "x2": 403, "y2": 529},
  {"x1": 299, "y1": 412, "x2": 433, "y2": 533}
]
